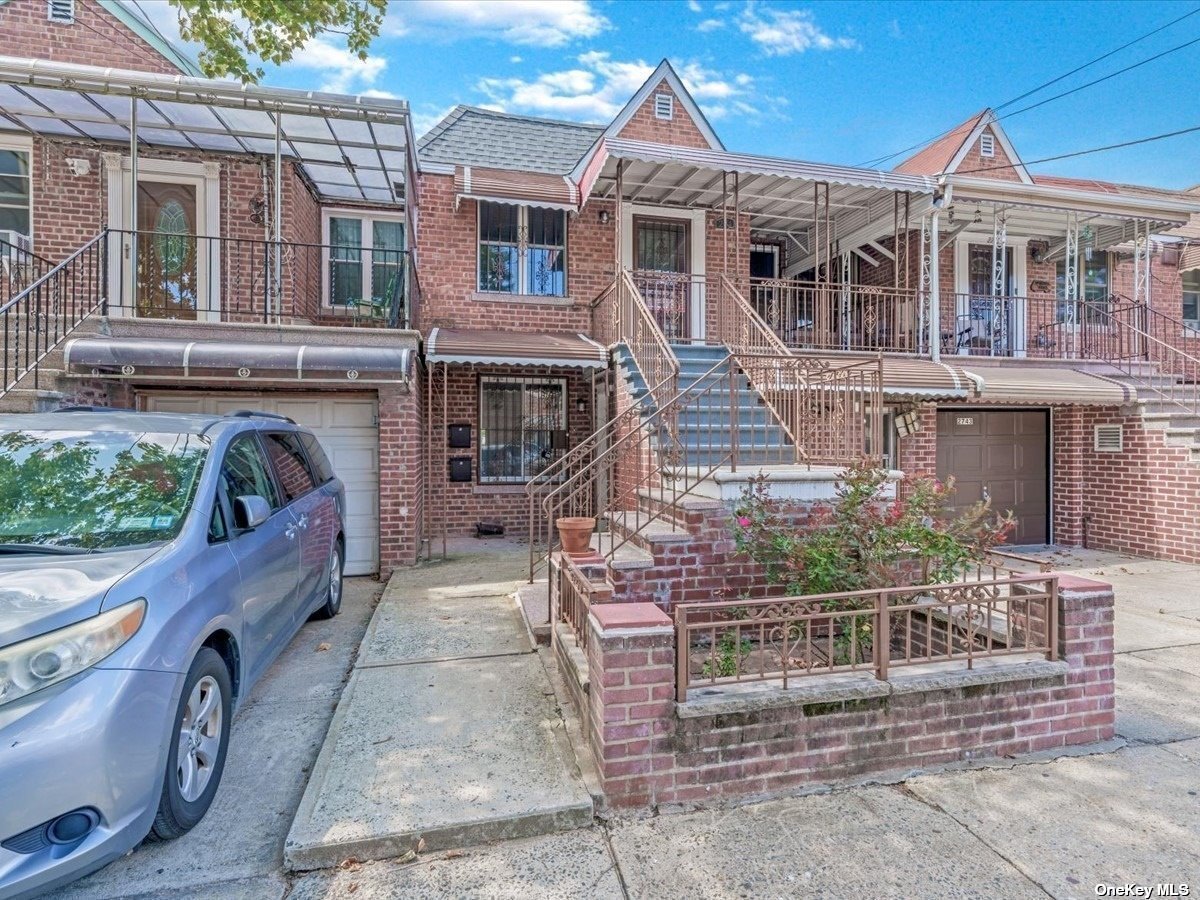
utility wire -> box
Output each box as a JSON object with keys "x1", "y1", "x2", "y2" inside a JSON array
[
  {"x1": 955, "y1": 123, "x2": 1200, "y2": 176},
  {"x1": 857, "y1": 5, "x2": 1200, "y2": 167}
]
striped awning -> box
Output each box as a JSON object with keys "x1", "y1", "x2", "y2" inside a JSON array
[
  {"x1": 810, "y1": 354, "x2": 975, "y2": 400},
  {"x1": 454, "y1": 165, "x2": 578, "y2": 210},
  {"x1": 962, "y1": 366, "x2": 1134, "y2": 405},
  {"x1": 425, "y1": 328, "x2": 607, "y2": 369}
]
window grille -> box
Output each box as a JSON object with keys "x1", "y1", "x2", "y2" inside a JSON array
[
  {"x1": 979, "y1": 132, "x2": 995, "y2": 158},
  {"x1": 478, "y1": 376, "x2": 567, "y2": 483},
  {"x1": 1094, "y1": 424, "x2": 1123, "y2": 453},
  {"x1": 654, "y1": 93, "x2": 674, "y2": 120},
  {"x1": 477, "y1": 202, "x2": 566, "y2": 297},
  {"x1": 48, "y1": 0, "x2": 75, "y2": 22}
]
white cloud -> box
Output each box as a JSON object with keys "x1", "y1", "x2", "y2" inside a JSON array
[
  {"x1": 687, "y1": 0, "x2": 703, "y2": 10},
  {"x1": 696, "y1": 18, "x2": 725, "y2": 32},
  {"x1": 386, "y1": 0, "x2": 608, "y2": 47},
  {"x1": 738, "y1": 4, "x2": 858, "y2": 56},
  {"x1": 476, "y1": 52, "x2": 773, "y2": 124},
  {"x1": 292, "y1": 37, "x2": 388, "y2": 94},
  {"x1": 412, "y1": 104, "x2": 459, "y2": 140},
  {"x1": 510, "y1": 55, "x2": 524, "y2": 64}
]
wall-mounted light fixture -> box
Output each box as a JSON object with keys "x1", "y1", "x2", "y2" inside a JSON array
[
  {"x1": 576, "y1": 397, "x2": 587, "y2": 413},
  {"x1": 598, "y1": 209, "x2": 611, "y2": 225},
  {"x1": 895, "y1": 408, "x2": 921, "y2": 437}
]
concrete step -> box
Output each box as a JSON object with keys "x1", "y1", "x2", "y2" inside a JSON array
[
  {"x1": 589, "y1": 531, "x2": 654, "y2": 571},
  {"x1": 604, "y1": 509, "x2": 693, "y2": 548},
  {"x1": 0, "y1": 387, "x2": 70, "y2": 413}
]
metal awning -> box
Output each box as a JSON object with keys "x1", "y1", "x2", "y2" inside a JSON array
[
  {"x1": 579, "y1": 137, "x2": 936, "y2": 261},
  {"x1": 454, "y1": 166, "x2": 578, "y2": 210},
  {"x1": 426, "y1": 328, "x2": 607, "y2": 369},
  {"x1": 0, "y1": 56, "x2": 417, "y2": 205},
  {"x1": 64, "y1": 337, "x2": 412, "y2": 383},
  {"x1": 806, "y1": 353, "x2": 976, "y2": 400},
  {"x1": 962, "y1": 365, "x2": 1134, "y2": 405}
]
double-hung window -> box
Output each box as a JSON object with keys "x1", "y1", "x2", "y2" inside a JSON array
[
  {"x1": 1055, "y1": 253, "x2": 1110, "y2": 325},
  {"x1": 477, "y1": 201, "x2": 566, "y2": 297},
  {"x1": 325, "y1": 211, "x2": 406, "y2": 309},
  {"x1": 478, "y1": 376, "x2": 566, "y2": 483},
  {"x1": 1183, "y1": 269, "x2": 1200, "y2": 328},
  {"x1": 0, "y1": 140, "x2": 32, "y2": 240}
]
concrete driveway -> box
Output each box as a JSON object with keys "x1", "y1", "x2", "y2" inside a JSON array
[{"x1": 53, "y1": 577, "x2": 383, "y2": 900}]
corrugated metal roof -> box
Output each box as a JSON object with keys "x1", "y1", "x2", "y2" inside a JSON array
[
  {"x1": 806, "y1": 353, "x2": 975, "y2": 400},
  {"x1": 425, "y1": 328, "x2": 607, "y2": 368},
  {"x1": 454, "y1": 166, "x2": 577, "y2": 209},
  {"x1": 894, "y1": 111, "x2": 987, "y2": 176},
  {"x1": 962, "y1": 366, "x2": 1133, "y2": 405},
  {"x1": 419, "y1": 106, "x2": 603, "y2": 175}
]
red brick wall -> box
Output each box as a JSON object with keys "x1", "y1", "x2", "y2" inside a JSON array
[
  {"x1": 616, "y1": 79, "x2": 714, "y2": 150},
  {"x1": 0, "y1": 0, "x2": 183, "y2": 74},
  {"x1": 379, "y1": 381, "x2": 423, "y2": 575},
  {"x1": 956, "y1": 125, "x2": 1023, "y2": 182},
  {"x1": 1052, "y1": 406, "x2": 1200, "y2": 564},
  {"x1": 427, "y1": 364, "x2": 595, "y2": 536},
  {"x1": 583, "y1": 580, "x2": 1115, "y2": 810}
]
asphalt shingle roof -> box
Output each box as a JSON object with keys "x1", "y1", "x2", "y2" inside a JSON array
[{"x1": 418, "y1": 106, "x2": 604, "y2": 175}]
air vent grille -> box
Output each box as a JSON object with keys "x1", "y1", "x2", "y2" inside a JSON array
[
  {"x1": 48, "y1": 0, "x2": 75, "y2": 23},
  {"x1": 1094, "y1": 423, "x2": 1123, "y2": 453},
  {"x1": 654, "y1": 93, "x2": 674, "y2": 121},
  {"x1": 979, "y1": 132, "x2": 996, "y2": 158}
]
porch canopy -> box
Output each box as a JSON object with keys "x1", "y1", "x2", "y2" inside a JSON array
[
  {"x1": 0, "y1": 55, "x2": 418, "y2": 205},
  {"x1": 579, "y1": 136, "x2": 938, "y2": 272},
  {"x1": 961, "y1": 364, "x2": 1135, "y2": 405},
  {"x1": 808, "y1": 353, "x2": 976, "y2": 400},
  {"x1": 426, "y1": 328, "x2": 608, "y2": 369},
  {"x1": 63, "y1": 336, "x2": 413, "y2": 383}
]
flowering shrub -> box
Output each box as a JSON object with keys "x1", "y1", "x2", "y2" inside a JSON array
[{"x1": 732, "y1": 459, "x2": 1014, "y2": 596}]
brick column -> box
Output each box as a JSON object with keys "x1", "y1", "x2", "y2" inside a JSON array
[
  {"x1": 1051, "y1": 407, "x2": 1085, "y2": 546},
  {"x1": 1053, "y1": 574, "x2": 1116, "y2": 744},
  {"x1": 586, "y1": 603, "x2": 676, "y2": 809}
]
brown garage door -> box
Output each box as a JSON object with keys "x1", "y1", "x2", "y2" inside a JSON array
[{"x1": 936, "y1": 409, "x2": 1048, "y2": 545}]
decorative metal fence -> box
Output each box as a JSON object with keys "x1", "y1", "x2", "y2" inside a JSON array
[{"x1": 674, "y1": 574, "x2": 1058, "y2": 701}]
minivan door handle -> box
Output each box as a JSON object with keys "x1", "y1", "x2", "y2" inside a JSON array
[
  {"x1": 285, "y1": 523, "x2": 299, "y2": 540},
  {"x1": 297, "y1": 514, "x2": 309, "y2": 529}
]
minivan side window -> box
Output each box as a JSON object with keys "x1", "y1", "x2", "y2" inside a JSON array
[
  {"x1": 220, "y1": 436, "x2": 282, "y2": 513},
  {"x1": 299, "y1": 433, "x2": 335, "y2": 484},
  {"x1": 264, "y1": 432, "x2": 317, "y2": 502}
]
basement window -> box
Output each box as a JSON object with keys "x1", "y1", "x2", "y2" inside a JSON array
[
  {"x1": 979, "y1": 132, "x2": 995, "y2": 158},
  {"x1": 47, "y1": 0, "x2": 75, "y2": 23},
  {"x1": 478, "y1": 376, "x2": 567, "y2": 483},
  {"x1": 654, "y1": 93, "x2": 674, "y2": 121},
  {"x1": 1094, "y1": 424, "x2": 1123, "y2": 453}
]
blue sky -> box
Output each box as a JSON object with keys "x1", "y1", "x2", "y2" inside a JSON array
[{"x1": 142, "y1": 0, "x2": 1200, "y2": 189}]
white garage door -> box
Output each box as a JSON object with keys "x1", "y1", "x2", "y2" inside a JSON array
[{"x1": 144, "y1": 392, "x2": 379, "y2": 576}]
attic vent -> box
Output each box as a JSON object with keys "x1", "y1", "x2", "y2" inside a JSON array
[
  {"x1": 979, "y1": 132, "x2": 996, "y2": 158},
  {"x1": 1094, "y1": 423, "x2": 1123, "y2": 453},
  {"x1": 654, "y1": 93, "x2": 674, "y2": 121},
  {"x1": 48, "y1": 0, "x2": 75, "y2": 22}
]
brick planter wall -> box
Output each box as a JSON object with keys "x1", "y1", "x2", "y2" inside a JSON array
[{"x1": 580, "y1": 575, "x2": 1115, "y2": 810}]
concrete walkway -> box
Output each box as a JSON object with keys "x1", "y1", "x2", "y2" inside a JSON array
[{"x1": 284, "y1": 540, "x2": 593, "y2": 871}]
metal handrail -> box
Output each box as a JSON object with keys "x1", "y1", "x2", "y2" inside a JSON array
[
  {"x1": 714, "y1": 274, "x2": 790, "y2": 355},
  {"x1": 1, "y1": 231, "x2": 107, "y2": 396}
]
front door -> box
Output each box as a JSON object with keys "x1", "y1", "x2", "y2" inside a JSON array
[
  {"x1": 633, "y1": 216, "x2": 691, "y2": 341},
  {"x1": 959, "y1": 244, "x2": 1017, "y2": 355},
  {"x1": 935, "y1": 409, "x2": 1049, "y2": 545}
]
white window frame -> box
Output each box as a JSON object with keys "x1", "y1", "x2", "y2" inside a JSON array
[
  {"x1": 477, "y1": 375, "x2": 568, "y2": 484},
  {"x1": 321, "y1": 207, "x2": 407, "y2": 308},
  {"x1": 1182, "y1": 269, "x2": 1200, "y2": 328},
  {"x1": 475, "y1": 201, "x2": 568, "y2": 297},
  {"x1": 0, "y1": 134, "x2": 34, "y2": 243}
]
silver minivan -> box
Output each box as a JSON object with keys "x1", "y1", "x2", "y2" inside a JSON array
[{"x1": 0, "y1": 409, "x2": 346, "y2": 899}]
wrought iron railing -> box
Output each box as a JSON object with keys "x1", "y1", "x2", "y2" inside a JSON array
[
  {"x1": 745, "y1": 277, "x2": 927, "y2": 354},
  {"x1": 615, "y1": 269, "x2": 679, "y2": 410},
  {"x1": 1, "y1": 233, "x2": 106, "y2": 395},
  {"x1": 675, "y1": 574, "x2": 1059, "y2": 701},
  {"x1": 558, "y1": 554, "x2": 610, "y2": 652},
  {"x1": 711, "y1": 274, "x2": 790, "y2": 355},
  {"x1": 1, "y1": 236, "x2": 49, "y2": 309},
  {"x1": 105, "y1": 229, "x2": 416, "y2": 328}
]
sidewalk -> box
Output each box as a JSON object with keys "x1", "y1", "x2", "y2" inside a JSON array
[{"x1": 284, "y1": 539, "x2": 593, "y2": 871}]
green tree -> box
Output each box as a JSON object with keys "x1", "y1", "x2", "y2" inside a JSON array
[{"x1": 169, "y1": 0, "x2": 387, "y2": 84}]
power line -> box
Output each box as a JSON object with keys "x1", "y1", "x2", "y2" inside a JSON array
[
  {"x1": 857, "y1": 5, "x2": 1200, "y2": 168},
  {"x1": 955, "y1": 123, "x2": 1200, "y2": 176}
]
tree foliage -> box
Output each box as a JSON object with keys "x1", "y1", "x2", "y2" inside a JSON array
[{"x1": 168, "y1": 0, "x2": 387, "y2": 84}]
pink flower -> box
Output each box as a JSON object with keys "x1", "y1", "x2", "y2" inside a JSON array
[{"x1": 737, "y1": 516, "x2": 751, "y2": 528}]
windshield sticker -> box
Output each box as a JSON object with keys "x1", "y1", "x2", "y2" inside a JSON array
[
  {"x1": 117, "y1": 516, "x2": 179, "y2": 531},
  {"x1": 151, "y1": 515, "x2": 176, "y2": 529}
]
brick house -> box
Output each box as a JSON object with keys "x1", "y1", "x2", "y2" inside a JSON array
[{"x1": 2, "y1": 2, "x2": 1200, "y2": 583}]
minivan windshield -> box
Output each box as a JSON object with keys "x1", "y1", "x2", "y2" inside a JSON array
[{"x1": 0, "y1": 429, "x2": 209, "y2": 551}]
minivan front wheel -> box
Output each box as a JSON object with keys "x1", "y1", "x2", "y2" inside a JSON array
[
  {"x1": 151, "y1": 648, "x2": 232, "y2": 840},
  {"x1": 312, "y1": 542, "x2": 344, "y2": 620}
]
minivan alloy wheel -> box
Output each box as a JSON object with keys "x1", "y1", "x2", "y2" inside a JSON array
[{"x1": 177, "y1": 675, "x2": 223, "y2": 802}]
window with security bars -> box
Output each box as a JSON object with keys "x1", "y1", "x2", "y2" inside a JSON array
[
  {"x1": 478, "y1": 376, "x2": 567, "y2": 483},
  {"x1": 477, "y1": 201, "x2": 566, "y2": 297},
  {"x1": 1183, "y1": 270, "x2": 1200, "y2": 327}
]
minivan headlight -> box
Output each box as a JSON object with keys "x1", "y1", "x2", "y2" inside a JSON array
[{"x1": 0, "y1": 599, "x2": 146, "y2": 707}]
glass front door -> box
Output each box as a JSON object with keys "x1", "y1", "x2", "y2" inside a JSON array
[
  {"x1": 633, "y1": 217, "x2": 691, "y2": 340},
  {"x1": 961, "y1": 244, "x2": 1016, "y2": 355},
  {"x1": 134, "y1": 180, "x2": 200, "y2": 320}
]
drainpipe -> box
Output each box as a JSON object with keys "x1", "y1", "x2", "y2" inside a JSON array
[{"x1": 129, "y1": 94, "x2": 138, "y2": 314}]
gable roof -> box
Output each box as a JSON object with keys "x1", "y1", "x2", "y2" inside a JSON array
[
  {"x1": 418, "y1": 106, "x2": 603, "y2": 175},
  {"x1": 601, "y1": 59, "x2": 723, "y2": 150},
  {"x1": 895, "y1": 109, "x2": 1032, "y2": 184},
  {"x1": 99, "y1": 0, "x2": 202, "y2": 76}
]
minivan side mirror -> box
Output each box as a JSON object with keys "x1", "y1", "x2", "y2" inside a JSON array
[{"x1": 233, "y1": 495, "x2": 271, "y2": 530}]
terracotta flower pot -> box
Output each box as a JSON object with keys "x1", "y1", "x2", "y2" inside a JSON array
[{"x1": 556, "y1": 516, "x2": 596, "y2": 558}]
